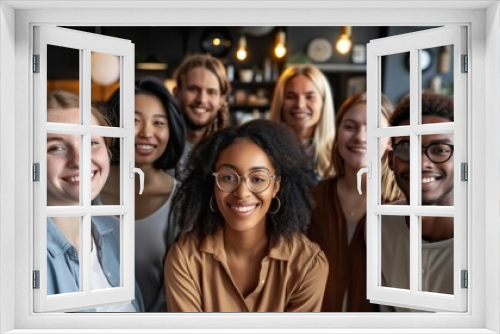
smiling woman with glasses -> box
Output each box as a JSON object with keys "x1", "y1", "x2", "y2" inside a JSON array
[{"x1": 165, "y1": 119, "x2": 329, "y2": 312}]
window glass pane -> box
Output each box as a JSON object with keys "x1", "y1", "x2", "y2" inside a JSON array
[
  {"x1": 420, "y1": 216, "x2": 454, "y2": 295},
  {"x1": 46, "y1": 132, "x2": 81, "y2": 206},
  {"x1": 381, "y1": 136, "x2": 403, "y2": 204},
  {"x1": 47, "y1": 45, "x2": 80, "y2": 124},
  {"x1": 91, "y1": 215, "x2": 122, "y2": 291},
  {"x1": 420, "y1": 45, "x2": 454, "y2": 124},
  {"x1": 381, "y1": 214, "x2": 410, "y2": 290},
  {"x1": 95, "y1": 136, "x2": 121, "y2": 206},
  {"x1": 47, "y1": 216, "x2": 81, "y2": 295},
  {"x1": 89, "y1": 133, "x2": 118, "y2": 205},
  {"x1": 421, "y1": 133, "x2": 454, "y2": 207},
  {"x1": 382, "y1": 51, "x2": 409, "y2": 127},
  {"x1": 386, "y1": 136, "x2": 410, "y2": 205},
  {"x1": 91, "y1": 52, "x2": 121, "y2": 105}
]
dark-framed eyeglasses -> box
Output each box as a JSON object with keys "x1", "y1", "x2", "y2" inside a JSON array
[
  {"x1": 212, "y1": 169, "x2": 277, "y2": 194},
  {"x1": 393, "y1": 141, "x2": 454, "y2": 164}
]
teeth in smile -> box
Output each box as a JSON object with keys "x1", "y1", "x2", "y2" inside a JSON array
[
  {"x1": 350, "y1": 148, "x2": 366, "y2": 152},
  {"x1": 68, "y1": 171, "x2": 95, "y2": 183},
  {"x1": 422, "y1": 177, "x2": 436, "y2": 184},
  {"x1": 193, "y1": 108, "x2": 207, "y2": 113},
  {"x1": 232, "y1": 205, "x2": 256, "y2": 213},
  {"x1": 136, "y1": 144, "x2": 155, "y2": 150}
]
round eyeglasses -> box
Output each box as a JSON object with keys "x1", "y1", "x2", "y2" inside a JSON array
[
  {"x1": 393, "y1": 141, "x2": 454, "y2": 164},
  {"x1": 212, "y1": 169, "x2": 277, "y2": 194}
]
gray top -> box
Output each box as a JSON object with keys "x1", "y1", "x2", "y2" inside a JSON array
[{"x1": 135, "y1": 180, "x2": 180, "y2": 312}]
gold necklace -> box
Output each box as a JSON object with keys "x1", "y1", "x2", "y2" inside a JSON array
[
  {"x1": 342, "y1": 196, "x2": 366, "y2": 217},
  {"x1": 338, "y1": 179, "x2": 366, "y2": 217}
]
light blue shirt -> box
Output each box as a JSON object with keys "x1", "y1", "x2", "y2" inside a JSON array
[{"x1": 47, "y1": 216, "x2": 144, "y2": 312}]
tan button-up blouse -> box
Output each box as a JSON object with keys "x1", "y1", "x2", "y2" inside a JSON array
[{"x1": 165, "y1": 228, "x2": 329, "y2": 312}]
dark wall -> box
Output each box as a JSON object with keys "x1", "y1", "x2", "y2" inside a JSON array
[
  {"x1": 286, "y1": 26, "x2": 385, "y2": 108},
  {"x1": 49, "y1": 26, "x2": 450, "y2": 111}
]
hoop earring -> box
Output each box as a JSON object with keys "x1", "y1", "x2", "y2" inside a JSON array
[
  {"x1": 209, "y1": 195, "x2": 217, "y2": 213},
  {"x1": 268, "y1": 197, "x2": 281, "y2": 214}
]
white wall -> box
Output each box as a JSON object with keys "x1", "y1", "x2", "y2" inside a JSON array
[
  {"x1": 485, "y1": 2, "x2": 500, "y2": 333},
  {"x1": 0, "y1": 1, "x2": 16, "y2": 333}
]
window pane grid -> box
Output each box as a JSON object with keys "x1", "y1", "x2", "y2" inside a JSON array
[
  {"x1": 367, "y1": 26, "x2": 467, "y2": 312},
  {"x1": 34, "y1": 25, "x2": 136, "y2": 312}
]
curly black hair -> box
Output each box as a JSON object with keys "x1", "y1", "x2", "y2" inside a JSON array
[
  {"x1": 107, "y1": 76, "x2": 186, "y2": 170},
  {"x1": 171, "y1": 119, "x2": 315, "y2": 247},
  {"x1": 390, "y1": 91, "x2": 454, "y2": 127}
]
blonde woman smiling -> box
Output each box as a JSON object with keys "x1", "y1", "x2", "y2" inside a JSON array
[{"x1": 270, "y1": 64, "x2": 335, "y2": 182}]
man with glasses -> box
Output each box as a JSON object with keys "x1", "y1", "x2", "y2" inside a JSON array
[{"x1": 381, "y1": 92, "x2": 455, "y2": 311}]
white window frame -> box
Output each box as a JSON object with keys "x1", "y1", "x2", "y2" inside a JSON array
[
  {"x1": 366, "y1": 26, "x2": 467, "y2": 312},
  {"x1": 1, "y1": 1, "x2": 499, "y2": 333},
  {"x1": 33, "y1": 25, "x2": 136, "y2": 312}
]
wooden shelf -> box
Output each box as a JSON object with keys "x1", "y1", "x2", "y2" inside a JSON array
[{"x1": 286, "y1": 63, "x2": 366, "y2": 73}]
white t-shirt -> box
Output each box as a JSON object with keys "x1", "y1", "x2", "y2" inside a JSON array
[
  {"x1": 90, "y1": 239, "x2": 136, "y2": 312},
  {"x1": 135, "y1": 180, "x2": 179, "y2": 312}
]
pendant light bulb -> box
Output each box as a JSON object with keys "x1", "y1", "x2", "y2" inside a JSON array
[
  {"x1": 274, "y1": 31, "x2": 287, "y2": 59},
  {"x1": 336, "y1": 26, "x2": 353, "y2": 55},
  {"x1": 236, "y1": 36, "x2": 248, "y2": 61}
]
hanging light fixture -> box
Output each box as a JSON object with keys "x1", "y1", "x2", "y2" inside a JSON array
[
  {"x1": 335, "y1": 26, "x2": 353, "y2": 55},
  {"x1": 236, "y1": 35, "x2": 248, "y2": 61},
  {"x1": 136, "y1": 55, "x2": 168, "y2": 70},
  {"x1": 91, "y1": 52, "x2": 120, "y2": 86},
  {"x1": 274, "y1": 29, "x2": 287, "y2": 59}
]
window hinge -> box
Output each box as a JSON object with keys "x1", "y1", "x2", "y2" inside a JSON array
[
  {"x1": 461, "y1": 270, "x2": 468, "y2": 289},
  {"x1": 33, "y1": 163, "x2": 40, "y2": 182},
  {"x1": 33, "y1": 54, "x2": 40, "y2": 73},
  {"x1": 461, "y1": 162, "x2": 468, "y2": 181},
  {"x1": 33, "y1": 270, "x2": 40, "y2": 289},
  {"x1": 461, "y1": 54, "x2": 468, "y2": 73}
]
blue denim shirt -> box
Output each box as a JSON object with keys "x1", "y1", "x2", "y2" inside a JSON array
[{"x1": 47, "y1": 216, "x2": 144, "y2": 312}]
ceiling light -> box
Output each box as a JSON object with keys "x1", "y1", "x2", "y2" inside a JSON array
[
  {"x1": 136, "y1": 55, "x2": 168, "y2": 70},
  {"x1": 236, "y1": 35, "x2": 248, "y2": 61},
  {"x1": 336, "y1": 26, "x2": 353, "y2": 55},
  {"x1": 274, "y1": 30, "x2": 287, "y2": 59}
]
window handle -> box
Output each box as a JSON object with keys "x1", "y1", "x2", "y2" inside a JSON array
[
  {"x1": 357, "y1": 162, "x2": 371, "y2": 195},
  {"x1": 130, "y1": 162, "x2": 144, "y2": 195}
]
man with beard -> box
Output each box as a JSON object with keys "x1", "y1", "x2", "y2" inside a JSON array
[
  {"x1": 172, "y1": 54, "x2": 230, "y2": 177},
  {"x1": 381, "y1": 92, "x2": 454, "y2": 311}
]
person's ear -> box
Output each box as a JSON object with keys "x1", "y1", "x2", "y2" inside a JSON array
[{"x1": 388, "y1": 150, "x2": 394, "y2": 171}]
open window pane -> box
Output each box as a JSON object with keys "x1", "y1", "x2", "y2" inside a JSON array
[
  {"x1": 381, "y1": 136, "x2": 403, "y2": 204},
  {"x1": 381, "y1": 214, "x2": 410, "y2": 290},
  {"x1": 366, "y1": 26, "x2": 467, "y2": 312},
  {"x1": 421, "y1": 133, "x2": 454, "y2": 207},
  {"x1": 381, "y1": 51, "x2": 409, "y2": 126},
  {"x1": 91, "y1": 215, "x2": 122, "y2": 292},
  {"x1": 46, "y1": 133, "x2": 82, "y2": 206},
  {"x1": 47, "y1": 216, "x2": 82, "y2": 295},
  {"x1": 420, "y1": 45, "x2": 454, "y2": 122},
  {"x1": 420, "y1": 216, "x2": 454, "y2": 295},
  {"x1": 91, "y1": 51, "x2": 121, "y2": 103},
  {"x1": 47, "y1": 45, "x2": 80, "y2": 124},
  {"x1": 34, "y1": 25, "x2": 135, "y2": 313}
]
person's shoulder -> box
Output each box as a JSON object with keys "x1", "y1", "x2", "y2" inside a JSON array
[
  {"x1": 287, "y1": 234, "x2": 325, "y2": 263},
  {"x1": 386, "y1": 199, "x2": 407, "y2": 206},
  {"x1": 92, "y1": 215, "x2": 120, "y2": 233}
]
